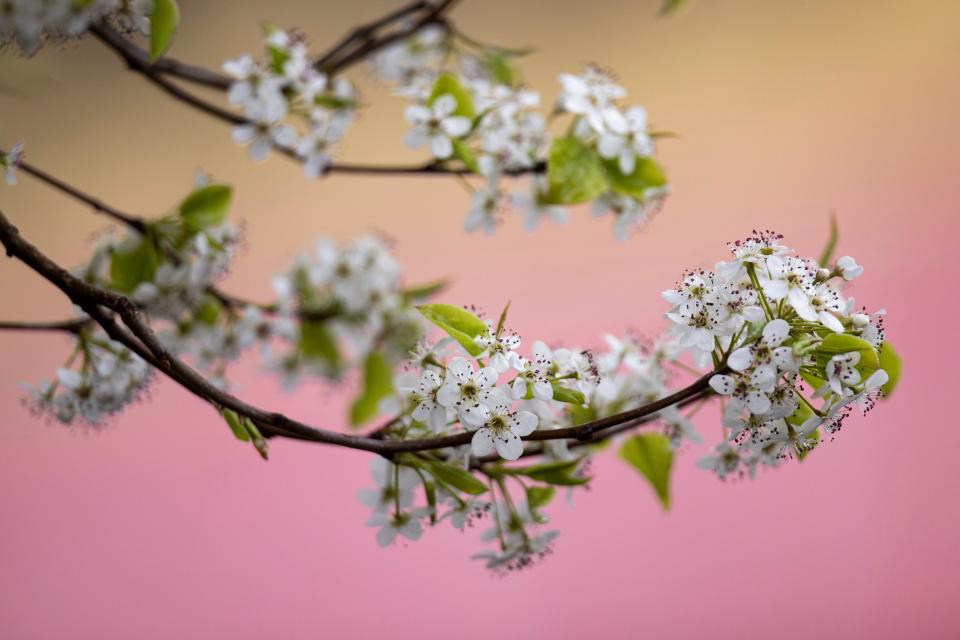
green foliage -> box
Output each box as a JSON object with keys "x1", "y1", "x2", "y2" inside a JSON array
[
  {"x1": 401, "y1": 279, "x2": 448, "y2": 303},
  {"x1": 525, "y1": 485, "x2": 555, "y2": 523},
  {"x1": 452, "y1": 138, "x2": 480, "y2": 173},
  {"x1": 511, "y1": 458, "x2": 590, "y2": 486},
  {"x1": 149, "y1": 0, "x2": 180, "y2": 61},
  {"x1": 603, "y1": 157, "x2": 666, "y2": 198},
  {"x1": 543, "y1": 136, "x2": 608, "y2": 204},
  {"x1": 178, "y1": 184, "x2": 232, "y2": 233},
  {"x1": 194, "y1": 294, "x2": 223, "y2": 326},
  {"x1": 298, "y1": 321, "x2": 340, "y2": 369},
  {"x1": 878, "y1": 341, "x2": 902, "y2": 397},
  {"x1": 218, "y1": 407, "x2": 268, "y2": 460},
  {"x1": 417, "y1": 303, "x2": 487, "y2": 356},
  {"x1": 816, "y1": 334, "x2": 880, "y2": 378},
  {"x1": 483, "y1": 51, "x2": 519, "y2": 87},
  {"x1": 619, "y1": 433, "x2": 673, "y2": 510},
  {"x1": 424, "y1": 460, "x2": 488, "y2": 495},
  {"x1": 428, "y1": 73, "x2": 475, "y2": 119},
  {"x1": 660, "y1": 0, "x2": 689, "y2": 15},
  {"x1": 349, "y1": 352, "x2": 394, "y2": 426},
  {"x1": 109, "y1": 234, "x2": 159, "y2": 293},
  {"x1": 550, "y1": 384, "x2": 586, "y2": 406}
]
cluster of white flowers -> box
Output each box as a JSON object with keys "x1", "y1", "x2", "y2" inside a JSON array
[
  {"x1": 656, "y1": 231, "x2": 891, "y2": 479},
  {"x1": 28, "y1": 335, "x2": 151, "y2": 425},
  {"x1": 0, "y1": 0, "x2": 152, "y2": 55},
  {"x1": 370, "y1": 26, "x2": 667, "y2": 238},
  {"x1": 224, "y1": 26, "x2": 356, "y2": 176}
]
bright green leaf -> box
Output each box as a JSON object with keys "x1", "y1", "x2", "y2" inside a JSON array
[
  {"x1": 484, "y1": 52, "x2": 518, "y2": 87},
  {"x1": 425, "y1": 461, "x2": 488, "y2": 495},
  {"x1": 452, "y1": 138, "x2": 480, "y2": 173},
  {"x1": 149, "y1": 0, "x2": 180, "y2": 61},
  {"x1": 513, "y1": 458, "x2": 590, "y2": 486},
  {"x1": 878, "y1": 341, "x2": 902, "y2": 397},
  {"x1": 109, "y1": 236, "x2": 160, "y2": 293},
  {"x1": 298, "y1": 321, "x2": 340, "y2": 368},
  {"x1": 349, "y1": 351, "x2": 394, "y2": 426},
  {"x1": 401, "y1": 279, "x2": 448, "y2": 302},
  {"x1": 417, "y1": 303, "x2": 487, "y2": 356},
  {"x1": 816, "y1": 334, "x2": 880, "y2": 378},
  {"x1": 428, "y1": 73, "x2": 475, "y2": 119},
  {"x1": 195, "y1": 294, "x2": 223, "y2": 326},
  {"x1": 550, "y1": 384, "x2": 586, "y2": 405},
  {"x1": 179, "y1": 184, "x2": 232, "y2": 233},
  {"x1": 619, "y1": 433, "x2": 673, "y2": 510},
  {"x1": 525, "y1": 485, "x2": 555, "y2": 523},
  {"x1": 603, "y1": 157, "x2": 666, "y2": 198},
  {"x1": 219, "y1": 407, "x2": 249, "y2": 442},
  {"x1": 543, "y1": 136, "x2": 608, "y2": 204}
]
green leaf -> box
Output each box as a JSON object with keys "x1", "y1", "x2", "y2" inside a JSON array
[
  {"x1": 484, "y1": 51, "x2": 518, "y2": 87},
  {"x1": 619, "y1": 433, "x2": 673, "y2": 510},
  {"x1": 298, "y1": 321, "x2": 340, "y2": 368},
  {"x1": 242, "y1": 417, "x2": 269, "y2": 460},
  {"x1": 195, "y1": 293, "x2": 223, "y2": 326},
  {"x1": 550, "y1": 384, "x2": 586, "y2": 405},
  {"x1": 349, "y1": 352, "x2": 395, "y2": 426},
  {"x1": 401, "y1": 279, "x2": 448, "y2": 303},
  {"x1": 495, "y1": 301, "x2": 511, "y2": 337},
  {"x1": 818, "y1": 213, "x2": 839, "y2": 267},
  {"x1": 425, "y1": 461, "x2": 488, "y2": 495},
  {"x1": 417, "y1": 303, "x2": 487, "y2": 356},
  {"x1": 219, "y1": 407, "x2": 249, "y2": 442},
  {"x1": 423, "y1": 479, "x2": 437, "y2": 524},
  {"x1": 525, "y1": 485, "x2": 555, "y2": 523},
  {"x1": 603, "y1": 157, "x2": 666, "y2": 198},
  {"x1": 878, "y1": 341, "x2": 902, "y2": 397},
  {"x1": 816, "y1": 334, "x2": 880, "y2": 378},
  {"x1": 149, "y1": 0, "x2": 180, "y2": 61},
  {"x1": 660, "y1": 0, "x2": 688, "y2": 15},
  {"x1": 513, "y1": 459, "x2": 590, "y2": 486},
  {"x1": 179, "y1": 184, "x2": 232, "y2": 233},
  {"x1": 110, "y1": 235, "x2": 160, "y2": 293},
  {"x1": 452, "y1": 138, "x2": 480, "y2": 173},
  {"x1": 543, "y1": 136, "x2": 608, "y2": 204},
  {"x1": 428, "y1": 73, "x2": 475, "y2": 119}
]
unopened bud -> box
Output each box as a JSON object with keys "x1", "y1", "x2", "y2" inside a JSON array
[{"x1": 851, "y1": 313, "x2": 870, "y2": 327}]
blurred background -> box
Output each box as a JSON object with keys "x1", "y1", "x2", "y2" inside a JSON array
[{"x1": 1, "y1": 0, "x2": 958, "y2": 637}]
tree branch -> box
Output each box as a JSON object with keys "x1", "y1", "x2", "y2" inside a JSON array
[
  {"x1": 0, "y1": 208, "x2": 720, "y2": 457},
  {"x1": 0, "y1": 318, "x2": 91, "y2": 334}
]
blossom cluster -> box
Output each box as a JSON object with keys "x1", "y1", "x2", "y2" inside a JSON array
[
  {"x1": 0, "y1": 0, "x2": 152, "y2": 55},
  {"x1": 660, "y1": 231, "x2": 891, "y2": 478},
  {"x1": 373, "y1": 27, "x2": 669, "y2": 238},
  {"x1": 27, "y1": 333, "x2": 152, "y2": 425},
  {"x1": 223, "y1": 25, "x2": 356, "y2": 177}
]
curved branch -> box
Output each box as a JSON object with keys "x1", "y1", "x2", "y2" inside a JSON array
[{"x1": 0, "y1": 208, "x2": 721, "y2": 457}]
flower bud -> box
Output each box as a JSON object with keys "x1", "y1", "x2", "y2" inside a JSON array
[{"x1": 851, "y1": 313, "x2": 870, "y2": 327}]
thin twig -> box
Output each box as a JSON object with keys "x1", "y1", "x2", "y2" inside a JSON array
[{"x1": 0, "y1": 318, "x2": 91, "y2": 334}]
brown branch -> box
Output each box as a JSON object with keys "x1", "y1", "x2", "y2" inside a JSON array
[
  {"x1": 89, "y1": 11, "x2": 544, "y2": 178},
  {"x1": 0, "y1": 318, "x2": 91, "y2": 334},
  {"x1": 0, "y1": 208, "x2": 721, "y2": 457},
  {"x1": 317, "y1": 0, "x2": 460, "y2": 74}
]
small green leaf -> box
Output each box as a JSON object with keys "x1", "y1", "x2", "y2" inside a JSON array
[
  {"x1": 619, "y1": 433, "x2": 673, "y2": 510},
  {"x1": 349, "y1": 351, "x2": 395, "y2": 426},
  {"x1": 550, "y1": 384, "x2": 586, "y2": 405},
  {"x1": 401, "y1": 279, "x2": 448, "y2": 302},
  {"x1": 494, "y1": 301, "x2": 511, "y2": 337},
  {"x1": 452, "y1": 138, "x2": 480, "y2": 173},
  {"x1": 219, "y1": 407, "x2": 249, "y2": 442},
  {"x1": 513, "y1": 459, "x2": 590, "y2": 486},
  {"x1": 110, "y1": 235, "x2": 160, "y2": 293},
  {"x1": 484, "y1": 51, "x2": 518, "y2": 87},
  {"x1": 525, "y1": 485, "x2": 555, "y2": 523},
  {"x1": 878, "y1": 341, "x2": 901, "y2": 397},
  {"x1": 423, "y1": 479, "x2": 437, "y2": 524},
  {"x1": 298, "y1": 321, "x2": 340, "y2": 368},
  {"x1": 149, "y1": 0, "x2": 180, "y2": 61},
  {"x1": 242, "y1": 417, "x2": 269, "y2": 460},
  {"x1": 428, "y1": 73, "x2": 475, "y2": 119},
  {"x1": 603, "y1": 156, "x2": 666, "y2": 198},
  {"x1": 417, "y1": 303, "x2": 487, "y2": 356},
  {"x1": 816, "y1": 333, "x2": 880, "y2": 378},
  {"x1": 818, "y1": 213, "x2": 839, "y2": 267},
  {"x1": 179, "y1": 184, "x2": 232, "y2": 233},
  {"x1": 425, "y1": 461, "x2": 488, "y2": 495},
  {"x1": 543, "y1": 136, "x2": 608, "y2": 204},
  {"x1": 660, "y1": 0, "x2": 688, "y2": 15},
  {"x1": 195, "y1": 294, "x2": 223, "y2": 326}
]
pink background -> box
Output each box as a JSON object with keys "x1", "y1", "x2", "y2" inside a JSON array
[{"x1": 1, "y1": 1, "x2": 958, "y2": 637}]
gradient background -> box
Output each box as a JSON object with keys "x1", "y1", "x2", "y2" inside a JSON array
[{"x1": 1, "y1": 1, "x2": 958, "y2": 638}]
